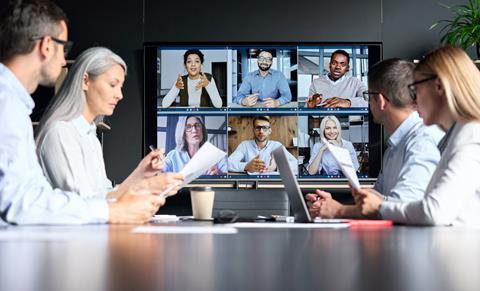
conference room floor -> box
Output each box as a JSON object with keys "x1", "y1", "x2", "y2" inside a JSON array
[{"x1": 0, "y1": 222, "x2": 478, "y2": 291}]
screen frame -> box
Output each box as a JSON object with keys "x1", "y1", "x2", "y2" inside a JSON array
[{"x1": 144, "y1": 41, "x2": 383, "y2": 185}]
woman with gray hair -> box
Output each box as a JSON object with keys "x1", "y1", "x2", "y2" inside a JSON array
[
  {"x1": 36, "y1": 47, "x2": 182, "y2": 199},
  {"x1": 163, "y1": 115, "x2": 227, "y2": 174},
  {"x1": 307, "y1": 115, "x2": 359, "y2": 175}
]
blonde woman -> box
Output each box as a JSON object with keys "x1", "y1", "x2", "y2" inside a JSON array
[
  {"x1": 355, "y1": 46, "x2": 480, "y2": 227},
  {"x1": 307, "y1": 115, "x2": 359, "y2": 175}
]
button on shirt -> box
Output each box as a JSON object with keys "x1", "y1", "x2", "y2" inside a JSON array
[
  {"x1": 38, "y1": 116, "x2": 113, "y2": 199},
  {"x1": 0, "y1": 63, "x2": 108, "y2": 224},
  {"x1": 234, "y1": 69, "x2": 292, "y2": 105},
  {"x1": 374, "y1": 111, "x2": 444, "y2": 202},
  {"x1": 228, "y1": 140, "x2": 298, "y2": 174}
]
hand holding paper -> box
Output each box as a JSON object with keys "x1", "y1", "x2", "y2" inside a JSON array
[{"x1": 324, "y1": 140, "x2": 360, "y2": 189}]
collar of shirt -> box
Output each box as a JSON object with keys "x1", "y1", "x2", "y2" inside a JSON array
[
  {"x1": 254, "y1": 69, "x2": 273, "y2": 77},
  {"x1": 0, "y1": 63, "x2": 35, "y2": 113},
  {"x1": 250, "y1": 139, "x2": 270, "y2": 151},
  {"x1": 325, "y1": 73, "x2": 347, "y2": 86},
  {"x1": 72, "y1": 115, "x2": 97, "y2": 136},
  {"x1": 387, "y1": 111, "x2": 422, "y2": 148},
  {"x1": 437, "y1": 122, "x2": 457, "y2": 153}
]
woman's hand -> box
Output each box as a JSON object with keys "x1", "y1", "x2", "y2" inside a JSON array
[
  {"x1": 175, "y1": 74, "x2": 184, "y2": 89},
  {"x1": 135, "y1": 148, "x2": 165, "y2": 179},
  {"x1": 195, "y1": 72, "x2": 210, "y2": 90}
]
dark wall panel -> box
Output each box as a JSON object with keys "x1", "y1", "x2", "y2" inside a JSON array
[{"x1": 144, "y1": 0, "x2": 382, "y2": 42}]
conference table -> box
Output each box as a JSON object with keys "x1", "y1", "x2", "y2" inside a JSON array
[{"x1": 0, "y1": 222, "x2": 479, "y2": 291}]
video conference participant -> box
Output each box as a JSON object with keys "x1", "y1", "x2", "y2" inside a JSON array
[
  {"x1": 228, "y1": 116, "x2": 297, "y2": 174},
  {"x1": 0, "y1": 0, "x2": 180, "y2": 224},
  {"x1": 163, "y1": 116, "x2": 227, "y2": 175},
  {"x1": 307, "y1": 115, "x2": 359, "y2": 176},
  {"x1": 355, "y1": 47, "x2": 480, "y2": 227},
  {"x1": 307, "y1": 49, "x2": 367, "y2": 108},
  {"x1": 307, "y1": 58, "x2": 443, "y2": 219},
  {"x1": 233, "y1": 50, "x2": 292, "y2": 108},
  {"x1": 35, "y1": 47, "x2": 182, "y2": 200},
  {"x1": 162, "y1": 49, "x2": 222, "y2": 108}
]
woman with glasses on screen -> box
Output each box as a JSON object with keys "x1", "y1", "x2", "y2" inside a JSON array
[
  {"x1": 307, "y1": 115, "x2": 359, "y2": 176},
  {"x1": 162, "y1": 49, "x2": 223, "y2": 108},
  {"x1": 163, "y1": 116, "x2": 227, "y2": 175},
  {"x1": 355, "y1": 46, "x2": 480, "y2": 227},
  {"x1": 36, "y1": 47, "x2": 183, "y2": 199}
]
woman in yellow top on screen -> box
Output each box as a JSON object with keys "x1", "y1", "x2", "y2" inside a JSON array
[
  {"x1": 307, "y1": 115, "x2": 359, "y2": 176},
  {"x1": 162, "y1": 49, "x2": 223, "y2": 108}
]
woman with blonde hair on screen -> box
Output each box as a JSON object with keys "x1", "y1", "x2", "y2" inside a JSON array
[
  {"x1": 307, "y1": 115, "x2": 359, "y2": 175},
  {"x1": 355, "y1": 46, "x2": 480, "y2": 227}
]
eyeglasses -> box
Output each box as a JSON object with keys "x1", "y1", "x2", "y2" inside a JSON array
[
  {"x1": 185, "y1": 123, "x2": 203, "y2": 132},
  {"x1": 258, "y1": 57, "x2": 273, "y2": 63},
  {"x1": 254, "y1": 125, "x2": 271, "y2": 131},
  {"x1": 407, "y1": 75, "x2": 437, "y2": 101},
  {"x1": 362, "y1": 91, "x2": 381, "y2": 102},
  {"x1": 31, "y1": 36, "x2": 74, "y2": 57}
]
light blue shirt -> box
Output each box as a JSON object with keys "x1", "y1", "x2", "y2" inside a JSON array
[
  {"x1": 0, "y1": 63, "x2": 108, "y2": 224},
  {"x1": 228, "y1": 140, "x2": 298, "y2": 174},
  {"x1": 234, "y1": 69, "x2": 292, "y2": 105},
  {"x1": 374, "y1": 111, "x2": 444, "y2": 202},
  {"x1": 308, "y1": 139, "x2": 359, "y2": 175},
  {"x1": 163, "y1": 148, "x2": 227, "y2": 174}
]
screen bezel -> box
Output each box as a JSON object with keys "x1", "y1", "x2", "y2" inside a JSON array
[{"x1": 144, "y1": 42, "x2": 383, "y2": 184}]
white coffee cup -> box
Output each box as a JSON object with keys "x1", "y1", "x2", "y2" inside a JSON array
[{"x1": 190, "y1": 187, "x2": 215, "y2": 220}]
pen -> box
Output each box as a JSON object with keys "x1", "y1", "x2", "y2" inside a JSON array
[
  {"x1": 158, "y1": 182, "x2": 181, "y2": 198},
  {"x1": 149, "y1": 145, "x2": 156, "y2": 152}
]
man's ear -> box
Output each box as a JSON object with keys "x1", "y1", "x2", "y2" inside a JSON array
[
  {"x1": 82, "y1": 73, "x2": 89, "y2": 91},
  {"x1": 38, "y1": 37, "x2": 53, "y2": 61},
  {"x1": 378, "y1": 93, "x2": 389, "y2": 110}
]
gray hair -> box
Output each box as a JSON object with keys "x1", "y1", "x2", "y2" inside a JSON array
[
  {"x1": 368, "y1": 58, "x2": 415, "y2": 108},
  {"x1": 175, "y1": 116, "x2": 207, "y2": 151},
  {"x1": 319, "y1": 115, "x2": 343, "y2": 146},
  {"x1": 35, "y1": 47, "x2": 127, "y2": 146}
]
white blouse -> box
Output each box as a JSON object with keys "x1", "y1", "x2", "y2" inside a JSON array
[
  {"x1": 380, "y1": 122, "x2": 480, "y2": 227},
  {"x1": 162, "y1": 76, "x2": 222, "y2": 108},
  {"x1": 37, "y1": 116, "x2": 112, "y2": 199}
]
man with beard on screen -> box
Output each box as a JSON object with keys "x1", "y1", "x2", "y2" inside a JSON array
[
  {"x1": 233, "y1": 50, "x2": 292, "y2": 108},
  {"x1": 228, "y1": 116, "x2": 297, "y2": 174}
]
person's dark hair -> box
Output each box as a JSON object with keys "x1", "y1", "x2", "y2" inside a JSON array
[
  {"x1": 0, "y1": 0, "x2": 68, "y2": 62},
  {"x1": 183, "y1": 49, "x2": 204, "y2": 65},
  {"x1": 330, "y1": 49, "x2": 350, "y2": 63},
  {"x1": 253, "y1": 116, "x2": 271, "y2": 126},
  {"x1": 368, "y1": 58, "x2": 415, "y2": 108},
  {"x1": 257, "y1": 49, "x2": 275, "y2": 58}
]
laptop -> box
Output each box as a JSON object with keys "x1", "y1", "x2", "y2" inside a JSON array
[{"x1": 272, "y1": 146, "x2": 349, "y2": 224}]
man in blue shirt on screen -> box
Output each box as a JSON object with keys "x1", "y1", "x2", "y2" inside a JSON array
[
  {"x1": 228, "y1": 116, "x2": 298, "y2": 174},
  {"x1": 306, "y1": 58, "x2": 444, "y2": 219},
  {"x1": 233, "y1": 50, "x2": 292, "y2": 108}
]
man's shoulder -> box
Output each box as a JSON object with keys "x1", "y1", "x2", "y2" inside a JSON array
[{"x1": 403, "y1": 123, "x2": 443, "y2": 153}]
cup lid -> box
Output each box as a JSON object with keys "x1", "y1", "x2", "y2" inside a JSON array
[{"x1": 190, "y1": 186, "x2": 213, "y2": 191}]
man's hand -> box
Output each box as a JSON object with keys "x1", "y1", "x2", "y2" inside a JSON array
[
  {"x1": 195, "y1": 72, "x2": 210, "y2": 90},
  {"x1": 306, "y1": 189, "x2": 332, "y2": 218},
  {"x1": 244, "y1": 154, "x2": 266, "y2": 172},
  {"x1": 352, "y1": 188, "x2": 383, "y2": 218},
  {"x1": 265, "y1": 153, "x2": 277, "y2": 172},
  {"x1": 175, "y1": 74, "x2": 184, "y2": 90},
  {"x1": 241, "y1": 93, "x2": 259, "y2": 107},
  {"x1": 322, "y1": 97, "x2": 351, "y2": 108},
  {"x1": 263, "y1": 98, "x2": 280, "y2": 108},
  {"x1": 307, "y1": 93, "x2": 322, "y2": 108},
  {"x1": 108, "y1": 190, "x2": 166, "y2": 224}
]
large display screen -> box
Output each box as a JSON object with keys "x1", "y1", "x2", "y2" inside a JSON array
[{"x1": 144, "y1": 43, "x2": 382, "y2": 182}]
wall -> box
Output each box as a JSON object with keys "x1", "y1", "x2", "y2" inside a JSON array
[{"x1": 23, "y1": 0, "x2": 468, "y2": 182}]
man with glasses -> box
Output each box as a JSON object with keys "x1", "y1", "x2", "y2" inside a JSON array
[
  {"x1": 228, "y1": 116, "x2": 297, "y2": 174},
  {"x1": 0, "y1": 0, "x2": 180, "y2": 224},
  {"x1": 307, "y1": 49, "x2": 368, "y2": 108},
  {"x1": 306, "y1": 59, "x2": 444, "y2": 219},
  {"x1": 233, "y1": 50, "x2": 292, "y2": 108}
]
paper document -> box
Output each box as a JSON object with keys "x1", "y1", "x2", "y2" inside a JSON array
[
  {"x1": 324, "y1": 141, "x2": 360, "y2": 189},
  {"x1": 179, "y1": 142, "x2": 226, "y2": 185},
  {"x1": 159, "y1": 142, "x2": 226, "y2": 198},
  {"x1": 132, "y1": 226, "x2": 237, "y2": 234}
]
